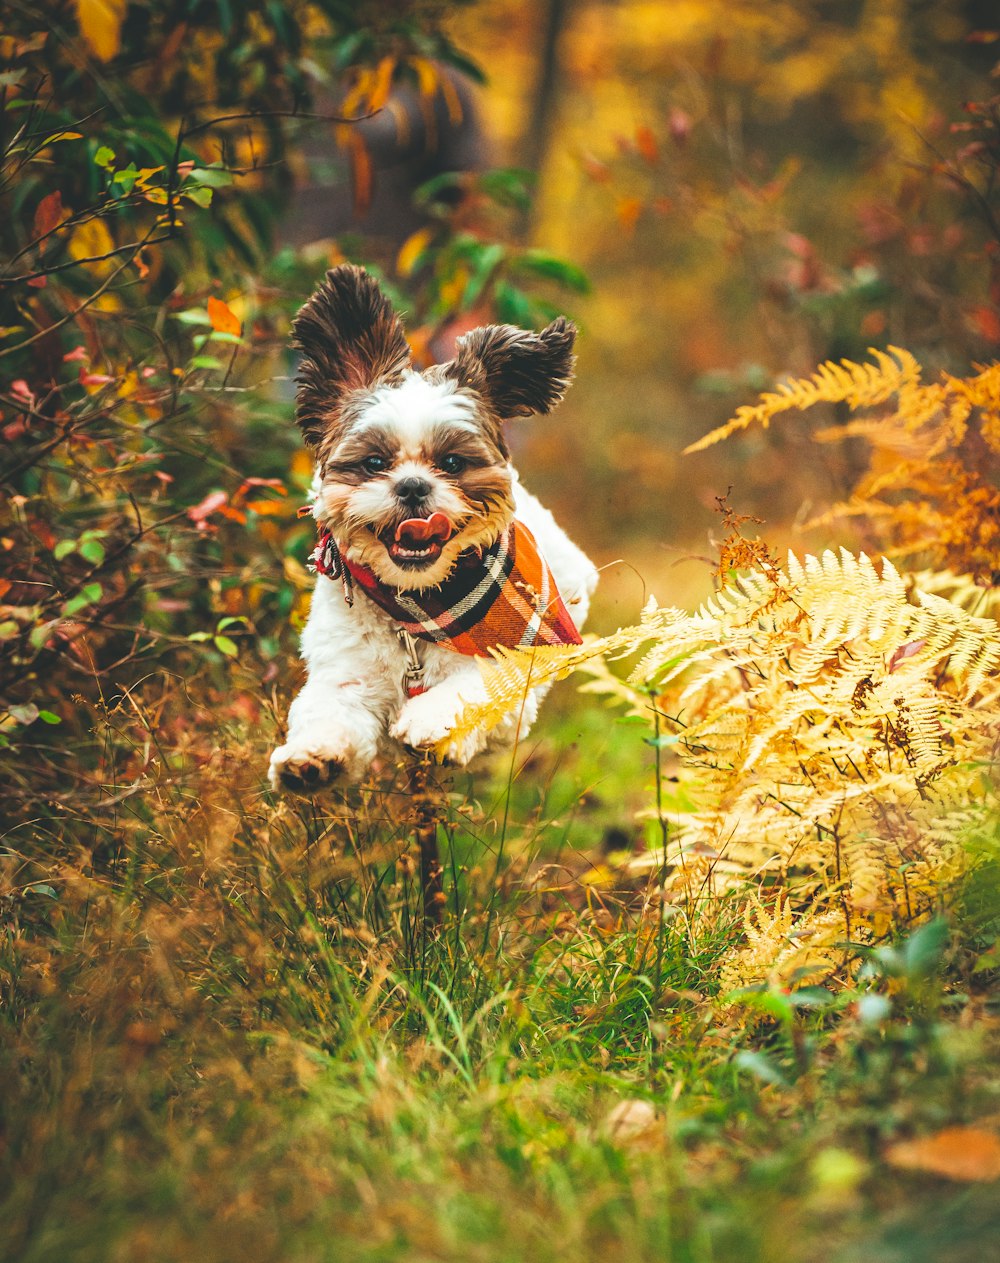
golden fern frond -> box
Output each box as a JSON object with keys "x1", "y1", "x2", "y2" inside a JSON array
[
  {"x1": 440, "y1": 624, "x2": 646, "y2": 757},
  {"x1": 947, "y1": 361, "x2": 1000, "y2": 410},
  {"x1": 609, "y1": 548, "x2": 1000, "y2": 983},
  {"x1": 683, "y1": 346, "x2": 923, "y2": 454}
]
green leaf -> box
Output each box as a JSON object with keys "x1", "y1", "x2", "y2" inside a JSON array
[
  {"x1": 188, "y1": 167, "x2": 234, "y2": 189},
  {"x1": 29, "y1": 621, "x2": 58, "y2": 650},
  {"x1": 62, "y1": 582, "x2": 102, "y2": 617},
  {"x1": 94, "y1": 145, "x2": 116, "y2": 169},
  {"x1": 25, "y1": 883, "x2": 57, "y2": 899},
  {"x1": 213, "y1": 635, "x2": 239, "y2": 657},
  {"x1": 216, "y1": 616, "x2": 247, "y2": 631},
  {"x1": 478, "y1": 168, "x2": 534, "y2": 210},
  {"x1": 78, "y1": 538, "x2": 105, "y2": 565},
  {"x1": 902, "y1": 918, "x2": 949, "y2": 979},
  {"x1": 112, "y1": 162, "x2": 138, "y2": 193},
  {"x1": 462, "y1": 242, "x2": 505, "y2": 309},
  {"x1": 54, "y1": 539, "x2": 77, "y2": 561},
  {"x1": 38, "y1": 710, "x2": 61, "y2": 725},
  {"x1": 0, "y1": 620, "x2": 19, "y2": 640},
  {"x1": 188, "y1": 355, "x2": 224, "y2": 369},
  {"x1": 176, "y1": 309, "x2": 213, "y2": 326},
  {"x1": 493, "y1": 280, "x2": 536, "y2": 329},
  {"x1": 182, "y1": 186, "x2": 213, "y2": 208},
  {"x1": 788, "y1": 985, "x2": 835, "y2": 1009},
  {"x1": 512, "y1": 249, "x2": 590, "y2": 294},
  {"x1": 187, "y1": 631, "x2": 212, "y2": 642}
]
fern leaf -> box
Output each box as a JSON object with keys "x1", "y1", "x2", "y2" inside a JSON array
[{"x1": 684, "y1": 346, "x2": 922, "y2": 454}]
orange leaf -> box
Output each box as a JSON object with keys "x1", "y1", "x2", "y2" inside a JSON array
[
  {"x1": 348, "y1": 135, "x2": 373, "y2": 218},
  {"x1": 367, "y1": 56, "x2": 396, "y2": 113},
  {"x1": 971, "y1": 305, "x2": 1000, "y2": 344},
  {"x1": 617, "y1": 197, "x2": 643, "y2": 233},
  {"x1": 34, "y1": 191, "x2": 64, "y2": 252},
  {"x1": 75, "y1": 0, "x2": 126, "y2": 61},
  {"x1": 886, "y1": 1127, "x2": 1000, "y2": 1182},
  {"x1": 636, "y1": 125, "x2": 659, "y2": 165},
  {"x1": 207, "y1": 295, "x2": 242, "y2": 337}
]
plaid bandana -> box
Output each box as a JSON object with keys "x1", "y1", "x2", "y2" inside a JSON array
[{"x1": 311, "y1": 519, "x2": 583, "y2": 657}]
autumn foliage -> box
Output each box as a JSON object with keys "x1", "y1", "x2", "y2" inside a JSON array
[{"x1": 3, "y1": 5, "x2": 1000, "y2": 1261}]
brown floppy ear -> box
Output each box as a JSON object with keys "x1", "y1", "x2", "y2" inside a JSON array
[
  {"x1": 292, "y1": 265, "x2": 411, "y2": 448},
  {"x1": 446, "y1": 317, "x2": 576, "y2": 418}
]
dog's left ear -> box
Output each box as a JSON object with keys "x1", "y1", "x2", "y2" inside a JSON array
[
  {"x1": 446, "y1": 317, "x2": 576, "y2": 418},
  {"x1": 292, "y1": 265, "x2": 411, "y2": 448}
]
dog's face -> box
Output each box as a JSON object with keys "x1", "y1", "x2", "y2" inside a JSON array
[{"x1": 292, "y1": 266, "x2": 576, "y2": 590}]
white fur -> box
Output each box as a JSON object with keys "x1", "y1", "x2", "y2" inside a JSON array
[
  {"x1": 268, "y1": 473, "x2": 598, "y2": 789},
  {"x1": 347, "y1": 372, "x2": 480, "y2": 451}
]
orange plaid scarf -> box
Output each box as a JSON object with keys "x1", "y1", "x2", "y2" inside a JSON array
[{"x1": 312, "y1": 520, "x2": 582, "y2": 656}]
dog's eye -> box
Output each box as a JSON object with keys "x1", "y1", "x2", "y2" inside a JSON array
[
  {"x1": 438, "y1": 454, "x2": 465, "y2": 475},
  {"x1": 361, "y1": 455, "x2": 389, "y2": 475}
]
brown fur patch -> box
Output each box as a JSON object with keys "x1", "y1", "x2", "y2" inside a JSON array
[
  {"x1": 292, "y1": 266, "x2": 411, "y2": 451},
  {"x1": 444, "y1": 318, "x2": 576, "y2": 419}
]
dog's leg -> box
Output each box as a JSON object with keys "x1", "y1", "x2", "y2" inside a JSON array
[
  {"x1": 390, "y1": 666, "x2": 543, "y2": 765},
  {"x1": 269, "y1": 582, "x2": 393, "y2": 793},
  {"x1": 269, "y1": 676, "x2": 386, "y2": 792}
]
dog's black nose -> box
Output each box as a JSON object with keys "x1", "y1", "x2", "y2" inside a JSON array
[{"x1": 395, "y1": 476, "x2": 432, "y2": 505}]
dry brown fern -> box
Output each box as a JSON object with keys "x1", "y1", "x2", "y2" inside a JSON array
[{"x1": 687, "y1": 350, "x2": 1000, "y2": 582}]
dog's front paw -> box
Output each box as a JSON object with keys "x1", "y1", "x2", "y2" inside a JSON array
[
  {"x1": 390, "y1": 690, "x2": 487, "y2": 766},
  {"x1": 268, "y1": 738, "x2": 354, "y2": 794}
]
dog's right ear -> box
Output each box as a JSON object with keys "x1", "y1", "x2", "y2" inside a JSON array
[{"x1": 292, "y1": 265, "x2": 411, "y2": 449}]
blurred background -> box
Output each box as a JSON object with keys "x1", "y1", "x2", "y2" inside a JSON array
[{"x1": 281, "y1": 0, "x2": 1000, "y2": 619}]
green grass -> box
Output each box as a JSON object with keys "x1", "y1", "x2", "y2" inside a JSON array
[{"x1": 3, "y1": 682, "x2": 1000, "y2": 1263}]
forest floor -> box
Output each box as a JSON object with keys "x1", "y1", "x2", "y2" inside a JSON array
[{"x1": 4, "y1": 680, "x2": 1000, "y2": 1263}]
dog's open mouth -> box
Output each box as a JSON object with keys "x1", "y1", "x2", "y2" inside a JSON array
[{"x1": 380, "y1": 513, "x2": 455, "y2": 568}]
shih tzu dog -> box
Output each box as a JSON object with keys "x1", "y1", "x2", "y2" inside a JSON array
[{"x1": 268, "y1": 265, "x2": 598, "y2": 793}]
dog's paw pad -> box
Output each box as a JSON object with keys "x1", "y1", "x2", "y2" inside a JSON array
[{"x1": 272, "y1": 754, "x2": 345, "y2": 794}]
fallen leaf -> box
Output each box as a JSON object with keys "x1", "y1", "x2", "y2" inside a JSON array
[{"x1": 886, "y1": 1126, "x2": 1000, "y2": 1182}]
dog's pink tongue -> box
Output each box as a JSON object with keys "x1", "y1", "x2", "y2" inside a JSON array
[{"x1": 395, "y1": 512, "x2": 452, "y2": 544}]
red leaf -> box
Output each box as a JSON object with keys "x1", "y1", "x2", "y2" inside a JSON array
[
  {"x1": 971, "y1": 305, "x2": 1000, "y2": 344},
  {"x1": 636, "y1": 125, "x2": 659, "y2": 165},
  {"x1": 888, "y1": 639, "x2": 926, "y2": 672},
  {"x1": 34, "y1": 191, "x2": 63, "y2": 253},
  {"x1": 187, "y1": 490, "x2": 228, "y2": 529}
]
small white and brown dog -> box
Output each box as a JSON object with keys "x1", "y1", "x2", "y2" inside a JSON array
[{"x1": 268, "y1": 265, "x2": 597, "y2": 793}]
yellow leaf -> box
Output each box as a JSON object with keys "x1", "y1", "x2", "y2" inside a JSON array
[
  {"x1": 409, "y1": 56, "x2": 439, "y2": 101},
  {"x1": 75, "y1": 0, "x2": 126, "y2": 62},
  {"x1": 396, "y1": 228, "x2": 433, "y2": 278},
  {"x1": 67, "y1": 218, "x2": 115, "y2": 275},
  {"x1": 207, "y1": 295, "x2": 242, "y2": 337}
]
